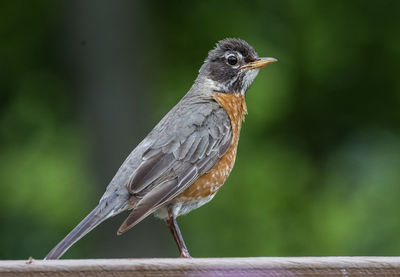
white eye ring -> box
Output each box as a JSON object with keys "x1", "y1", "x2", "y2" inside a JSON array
[{"x1": 227, "y1": 55, "x2": 238, "y2": 66}]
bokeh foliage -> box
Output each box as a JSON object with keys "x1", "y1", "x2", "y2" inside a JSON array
[{"x1": 1, "y1": 0, "x2": 400, "y2": 259}]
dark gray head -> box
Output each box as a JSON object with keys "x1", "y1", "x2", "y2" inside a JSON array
[{"x1": 198, "y1": 38, "x2": 277, "y2": 95}]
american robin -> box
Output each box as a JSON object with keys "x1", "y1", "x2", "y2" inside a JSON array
[{"x1": 45, "y1": 38, "x2": 277, "y2": 259}]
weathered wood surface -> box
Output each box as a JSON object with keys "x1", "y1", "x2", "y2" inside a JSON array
[{"x1": 1, "y1": 257, "x2": 400, "y2": 277}]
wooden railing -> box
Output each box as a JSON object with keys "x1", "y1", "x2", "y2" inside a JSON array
[{"x1": 1, "y1": 257, "x2": 400, "y2": 276}]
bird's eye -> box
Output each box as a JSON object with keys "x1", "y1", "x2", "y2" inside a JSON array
[{"x1": 227, "y1": 55, "x2": 238, "y2": 66}]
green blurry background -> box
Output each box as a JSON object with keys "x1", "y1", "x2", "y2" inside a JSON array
[{"x1": 1, "y1": 0, "x2": 400, "y2": 259}]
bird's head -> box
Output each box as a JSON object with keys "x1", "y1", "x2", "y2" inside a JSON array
[{"x1": 198, "y1": 38, "x2": 277, "y2": 95}]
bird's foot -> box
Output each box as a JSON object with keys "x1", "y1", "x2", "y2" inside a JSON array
[{"x1": 180, "y1": 249, "x2": 192, "y2": 258}]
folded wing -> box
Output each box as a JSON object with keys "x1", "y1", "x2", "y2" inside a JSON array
[{"x1": 118, "y1": 99, "x2": 232, "y2": 234}]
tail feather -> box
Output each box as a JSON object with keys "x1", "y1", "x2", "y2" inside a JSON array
[{"x1": 45, "y1": 202, "x2": 114, "y2": 260}]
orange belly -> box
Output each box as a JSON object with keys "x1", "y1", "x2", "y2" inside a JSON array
[{"x1": 175, "y1": 92, "x2": 247, "y2": 203}]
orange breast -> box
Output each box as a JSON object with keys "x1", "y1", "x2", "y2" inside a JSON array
[{"x1": 176, "y1": 92, "x2": 247, "y2": 202}]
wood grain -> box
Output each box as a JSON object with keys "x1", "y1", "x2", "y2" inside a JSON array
[{"x1": 1, "y1": 257, "x2": 400, "y2": 277}]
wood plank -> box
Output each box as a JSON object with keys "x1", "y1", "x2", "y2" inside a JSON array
[{"x1": 1, "y1": 257, "x2": 400, "y2": 277}]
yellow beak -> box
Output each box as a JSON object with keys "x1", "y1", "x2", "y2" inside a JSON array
[{"x1": 241, "y1": 57, "x2": 277, "y2": 69}]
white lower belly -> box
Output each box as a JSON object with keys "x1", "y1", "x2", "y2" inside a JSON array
[{"x1": 154, "y1": 194, "x2": 216, "y2": 219}]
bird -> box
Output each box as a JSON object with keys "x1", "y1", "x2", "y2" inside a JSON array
[{"x1": 45, "y1": 38, "x2": 277, "y2": 259}]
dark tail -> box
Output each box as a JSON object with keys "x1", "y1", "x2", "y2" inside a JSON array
[{"x1": 45, "y1": 202, "x2": 116, "y2": 260}]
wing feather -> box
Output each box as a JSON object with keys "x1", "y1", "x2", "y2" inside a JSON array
[{"x1": 118, "y1": 99, "x2": 232, "y2": 234}]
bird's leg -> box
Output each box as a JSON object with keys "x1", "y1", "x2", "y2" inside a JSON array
[{"x1": 165, "y1": 206, "x2": 191, "y2": 258}]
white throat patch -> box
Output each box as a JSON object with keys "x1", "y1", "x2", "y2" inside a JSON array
[{"x1": 241, "y1": 69, "x2": 259, "y2": 95}]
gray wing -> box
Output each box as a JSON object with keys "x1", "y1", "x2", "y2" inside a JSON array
[{"x1": 117, "y1": 96, "x2": 232, "y2": 234}]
